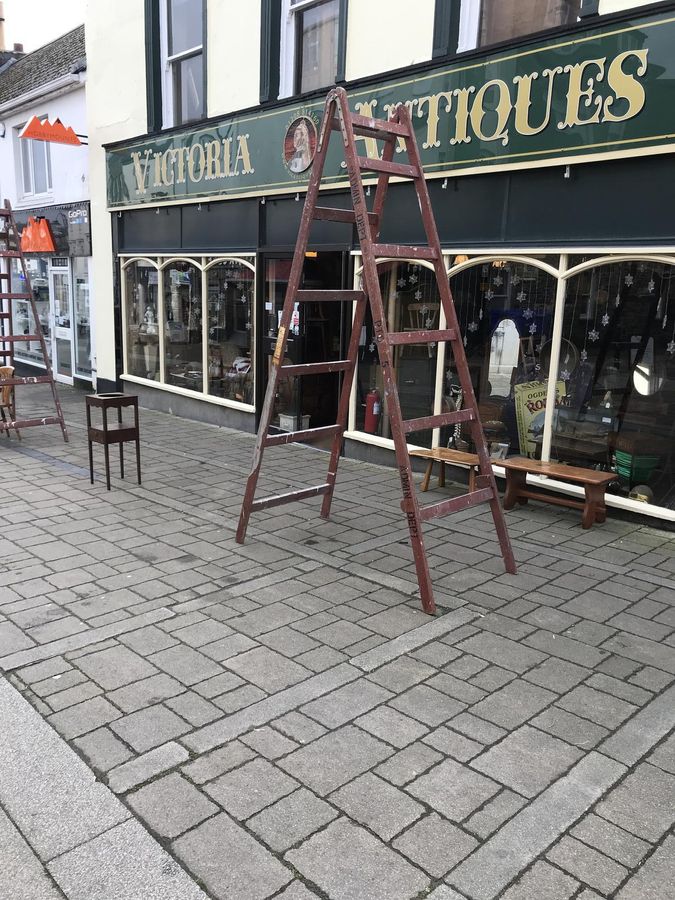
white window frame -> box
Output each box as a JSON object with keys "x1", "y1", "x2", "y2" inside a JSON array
[
  {"x1": 160, "y1": 0, "x2": 204, "y2": 129},
  {"x1": 279, "y1": 0, "x2": 339, "y2": 100},
  {"x1": 16, "y1": 122, "x2": 53, "y2": 200}
]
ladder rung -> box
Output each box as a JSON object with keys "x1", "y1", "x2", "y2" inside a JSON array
[
  {"x1": 0, "y1": 251, "x2": 21, "y2": 258},
  {"x1": 389, "y1": 328, "x2": 457, "y2": 346},
  {"x1": 265, "y1": 424, "x2": 342, "y2": 447},
  {"x1": 313, "y1": 206, "x2": 378, "y2": 226},
  {"x1": 251, "y1": 483, "x2": 331, "y2": 512},
  {"x1": 371, "y1": 243, "x2": 437, "y2": 260},
  {"x1": 296, "y1": 290, "x2": 365, "y2": 303},
  {"x1": 280, "y1": 360, "x2": 352, "y2": 376},
  {"x1": 0, "y1": 293, "x2": 32, "y2": 300},
  {"x1": 0, "y1": 333, "x2": 40, "y2": 342},
  {"x1": 403, "y1": 408, "x2": 475, "y2": 434},
  {"x1": 0, "y1": 416, "x2": 63, "y2": 431},
  {"x1": 357, "y1": 156, "x2": 418, "y2": 179},
  {"x1": 0, "y1": 375, "x2": 52, "y2": 386},
  {"x1": 418, "y1": 487, "x2": 495, "y2": 522},
  {"x1": 0, "y1": 273, "x2": 10, "y2": 279},
  {"x1": 347, "y1": 114, "x2": 410, "y2": 138}
]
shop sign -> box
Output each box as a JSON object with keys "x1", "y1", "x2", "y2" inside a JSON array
[
  {"x1": 106, "y1": 9, "x2": 675, "y2": 208},
  {"x1": 14, "y1": 202, "x2": 91, "y2": 257},
  {"x1": 514, "y1": 379, "x2": 566, "y2": 458}
]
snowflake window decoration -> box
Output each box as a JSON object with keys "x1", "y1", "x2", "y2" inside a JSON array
[
  {"x1": 397, "y1": 277, "x2": 406, "y2": 288},
  {"x1": 648, "y1": 279, "x2": 655, "y2": 293},
  {"x1": 560, "y1": 369, "x2": 570, "y2": 381},
  {"x1": 409, "y1": 273, "x2": 418, "y2": 284},
  {"x1": 588, "y1": 329, "x2": 599, "y2": 342},
  {"x1": 484, "y1": 289, "x2": 494, "y2": 301},
  {"x1": 615, "y1": 294, "x2": 621, "y2": 306},
  {"x1": 522, "y1": 307, "x2": 534, "y2": 320},
  {"x1": 601, "y1": 313, "x2": 610, "y2": 327},
  {"x1": 425, "y1": 317, "x2": 433, "y2": 329},
  {"x1": 369, "y1": 342, "x2": 375, "y2": 353},
  {"x1": 414, "y1": 290, "x2": 422, "y2": 300},
  {"x1": 479, "y1": 308, "x2": 483, "y2": 320},
  {"x1": 516, "y1": 291, "x2": 527, "y2": 303},
  {"x1": 529, "y1": 323, "x2": 537, "y2": 335},
  {"x1": 463, "y1": 335, "x2": 468, "y2": 346},
  {"x1": 667, "y1": 340, "x2": 675, "y2": 355},
  {"x1": 580, "y1": 349, "x2": 588, "y2": 362},
  {"x1": 468, "y1": 321, "x2": 479, "y2": 332},
  {"x1": 492, "y1": 275, "x2": 503, "y2": 286},
  {"x1": 624, "y1": 273, "x2": 634, "y2": 287},
  {"x1": 512, "y1": 275, "x2": 521, "y2": 286}
]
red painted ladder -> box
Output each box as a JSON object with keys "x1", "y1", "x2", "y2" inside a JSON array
[
  {"x1": 0, "y1": 200, "x2": 68, "y2": 441},
  {"x1": 236, "y1": 87, "x2": 515, "y2": 614}
]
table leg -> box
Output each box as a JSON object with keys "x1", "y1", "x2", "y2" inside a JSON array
[
  {"x1": 103, "y1": 443, "x2": 111, "y2": 491},
  {"x1": 118, "y1": 406, "x2": 124, "y2": 479},
  {"x1": 135, "y1": 436, "x2": 142, "y2": 485},
  {"x1": 503, "y1": 469, "x2": 527, "y2": 510},
  {"x1": 88, "y1": 440, "x2": 94, "y2": 484},
  {"x1": 583, "y1": 483, "x2": 605, "y2": 528},
  {"x1": 421, "y1": 461, "x2": 432, "y2": 492},
  {"x1": 469, "y1": 466, "x2": 476, "y2": 492},
  {"x1": 438, "y1": 461, "x2": 445, "y2": 488}
]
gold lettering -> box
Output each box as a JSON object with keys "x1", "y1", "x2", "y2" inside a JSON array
[
  {"x1": 175, "y1": 148, "x2": 190, "y2": 184},
  {"x1": 513, "y1": 67, "x2": 562, "y2": 136},
  {"x1": 417, "y1": 93, "x2": 453, "y2": 149},
  {"x1": 130, "y1": 149, "x2": 152, "y2": 195},
  {"x1": 160, "y1": 149, "x2": 175, "y2": 186},
  {"x1": 603, "y1": 49, "x2": 648, "y2": 123},
  {"x1": 470, "y1": 79, "x2": 512, "y2": 146},
  {"x1": 153, "y1": 152, "x2": 162, "y2": 187},
  {"x1": 354, "y1": 100, "x2": 380, "y2": 158},
  {"x1": 188, "y1": 144, "x2": 206, "y2": 182},
  {"x1": 222, "y1": 138, "x2": 233, "y2": 176},
  {"x1": 234, "y1": 134, "x2": 254, "y2": 175},
  {"x1": 205, "y1": 139, "x2": 222, "y2": 180},
  {"x1": 450, "y1": 87, "x2": 475, "y2": 145},
  {"x1": 559, "y1": 57, "x2": 606, "y2": 129}
]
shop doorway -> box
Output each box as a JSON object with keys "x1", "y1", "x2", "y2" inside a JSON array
[
  {"x1": 261, "y1": 251, "x2": 348, "y2": 433},
  {"x1": 49, "y1": 260, "x2": 74, "y2": 383}
]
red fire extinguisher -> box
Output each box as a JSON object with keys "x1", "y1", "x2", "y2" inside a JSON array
[{"x1": 364, "y1": 388, "x2": 381, "y2": 434}]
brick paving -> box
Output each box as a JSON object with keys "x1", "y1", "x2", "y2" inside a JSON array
[{"x1": 0, "y1": 383, "x2": 674, "y2": 899}]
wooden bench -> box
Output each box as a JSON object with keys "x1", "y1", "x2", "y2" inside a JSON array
[
  {"x1": 499, "y1": 457, "x2": 615, "y2": 529},
  {"x1": 409, "y1": 447, "x2": 480, "y2": 492}
]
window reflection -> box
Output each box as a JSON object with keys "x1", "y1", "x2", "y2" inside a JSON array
[
  {"x1": 124, "y1": 260, "x2": 159, "y2": 380},
  {"x1": 206, "y1": 261, "x2": 253, "y2": 404},
  {"x1": 163, "y1": 261, "x2": 203, "y2": 392}
]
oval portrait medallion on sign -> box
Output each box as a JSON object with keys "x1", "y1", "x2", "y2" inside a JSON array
[{"x1": 283, "y1": 116, "x2": 317, "y2": 175}]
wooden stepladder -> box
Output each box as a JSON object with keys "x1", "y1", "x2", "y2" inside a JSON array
[
  {"x1": 0, "y1": 200, "x2": 68, "y2": 441},
  {"x1": 236, "y1": 87, "x2": 515, "y2": 614}
]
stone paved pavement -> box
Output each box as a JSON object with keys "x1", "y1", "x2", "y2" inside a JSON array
[{"x1": 0, "y1": 384, "x2": 674, "y2": 900}]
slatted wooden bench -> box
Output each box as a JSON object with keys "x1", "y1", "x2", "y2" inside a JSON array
[
  {"x1": 499, "y1": 457, "x2": 616, "y2": 529},
  {"x1": 409, "y1": 447, "x2": 480, "y2": 492}
]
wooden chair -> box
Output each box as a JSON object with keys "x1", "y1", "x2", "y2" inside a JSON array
[
  {"x1": 0, "y1": 365, "x2": 19, "y2": 439},
  {"x1": 404, "y1": 302, "x2": 440, "y2": 356}
]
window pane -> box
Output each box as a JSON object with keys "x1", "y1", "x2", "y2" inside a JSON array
[
  {"x1": 298, "y1": 0, "x2": 339, "y2": 94},
  {"x1": 175, "y1": 53, "x2": 203, "y2": 125},
  {"x1": 169, "y1": 0, "x2": 203, "y2": 55},
  {"x1": 480, "y1": 0, "x2": 581, "y2": 46},
  {"x1": 206, "y1": 261, "x2": 254, "y2": 404},
  {"x1": 32, "y1": 141, "x2": 49, "y2": 194},
  {"x1": 555, "y1": 261, "x2": 675, "y2": 509},
  {"x1": 356, "y1": 262, "x2": 440, "y2": 450},
  {"x1": 73, "y1": 257, "x2": 92, "y2": 377},
  {"x1": 125, "y1": 261, "x2": 160, "y2": 380},
  {"x1": 21, "y1": 138, "x2": 32, "y2": 193},
  {"x1": 448, "y1": 260, "x2": 558, "y2": 459},
  {"x1": 163, "y1": 261, "x2": 203, "y2": 392},
  {"x1": 12, "y1": 257, "x2": 51, "y2": 365}
]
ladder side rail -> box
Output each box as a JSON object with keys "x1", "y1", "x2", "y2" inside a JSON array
[
  {"x1": 335, "y1": 91, "x2": 436, "y2": 614},
  {"x1": 397, "y1": 110, "x2": 516, "y2": 573},
  {"x1": 368, "y1": 124, "x2": 398, "y2": 242},
  {"x1": 236, "y1": 92, "x2": 338, "y2": 543}
]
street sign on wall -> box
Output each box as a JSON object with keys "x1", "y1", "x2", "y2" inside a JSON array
[{"x1": 106, "y1": 9, "x2": 675, "y2": 209}]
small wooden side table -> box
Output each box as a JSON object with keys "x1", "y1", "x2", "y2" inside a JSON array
[{"x1": 86, "y1": 393, "x2": 141, "y2": 491}]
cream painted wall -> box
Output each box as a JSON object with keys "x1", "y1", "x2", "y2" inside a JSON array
[
  {"x1": 599, "y1": 0, "x2": 654, "y2": 13},
  {"x1": 86, "y1": 0, "x2": 147, "y2": 382},
  {"x1": 345, "y1": 0, "x2": 436, "y2": 82},
  {"x1": 207, "y1": 1, "x2": 261, "y2": 117}
]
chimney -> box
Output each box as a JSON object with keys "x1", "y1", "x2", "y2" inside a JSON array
[
  {"x1": 0, "y1": 2, "x2": 5, "y2": 53},
  {"x1": 13, "y1": 43, "x2": 22, "y2": 53}
]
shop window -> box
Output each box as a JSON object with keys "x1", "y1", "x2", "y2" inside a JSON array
[
  {"x1": 124, "y1": 259, "x2": 160, "y2": 380},
  {"x1": 10, "y1": 257, "x2": 51, "y2": 366},
  {"x1": 355, "y1": 261, "x2": 441, "y2": 449},
  {"x1": 206, "y1": 260, "x2": 254, "y2": 405},
  {"x1": 555, "y1": 261, "x2": 675, "y2": 509},
  {"x1": 17, "y1": 127, "x2": 53, "y2": 197},
  {"x1": 449, "y1": 0, "x2": 581, "y2": 54},
  {"x1": 163, "y1": 260, "x2": 203, "y2": 391},
  {"x1": 275, "y1": 0, "x2": 345, "y2": 100},
  {"x1": 73, "y1": 257, "x2": 92, "y2": 378},
  {"x1": 448, "y1": 259, "x2": 558, "y2": 459}
]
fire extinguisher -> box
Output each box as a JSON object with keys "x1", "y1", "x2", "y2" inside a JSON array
[{"x1": 364, "y1": 388, "x2": 381, "y2": 434}]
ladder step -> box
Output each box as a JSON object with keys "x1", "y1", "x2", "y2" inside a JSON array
[
  {"x1": 251, "y1": 483, "x2": 331, "y2": 512},
  {"x1": 0, "y1": 333, "x2": 40, "y2": 342},
  {"x1": 371, "y1": 243, "x2": 437, "y2": 260},
  {"x1": 0, "y1": 416, "x2": 63, "y2": 432},
  {"x1": 357, "y1": 156, "x2": 419, "y2": 179},
  {"x1": 0, "y1": 250, "x2": 21, "y2": 258},
  {"x1": 330, "y1": 114, "x2": 409, "y2": 139},
  {"x1": 295, "y1": 290, "x2": 366, "y2": 303},
  {"x1": 280, "y1": 360, "x2": 352, "y2": 377},
  {"x1": 265, "y1": 424, "x2": 342, "y2": 447},
  {"x1": 389, "y1": 328, "x2": 457, "y2": 346},
  {"x1": 313, "y1": 206, "x2": 378, "y2": 226},
  {"x1": 0, "y1": 375, "x2": 52, "y2": 386},
  {"x1": 403, "y1": 408, "x2": 475, "y2": 434},
  {"x1": 418, "y1": 487, "x2": 496, "y2": 522},
  {"x1": 0, "y1": 293, "x2": 32, "y2": 300}
]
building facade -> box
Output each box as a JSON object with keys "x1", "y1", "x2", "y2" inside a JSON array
[
  {"x1": 0, "y1": 25, "x2": 93, "y2": 387},
  {"x1": 87, "y1": 0, "x2": 675, "y2": 522}
]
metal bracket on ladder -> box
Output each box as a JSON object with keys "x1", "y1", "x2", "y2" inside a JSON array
[
  {"x1": 0, "y1": 200, "x2": 68, "y2": 442},
  {"x1": 236, "y1": 87, "x2": 515, "y2": 614}
]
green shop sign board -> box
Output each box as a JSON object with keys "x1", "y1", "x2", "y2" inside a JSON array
[{"x1": 106, "y1": 10, "x2": 675, "y2": 208}]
